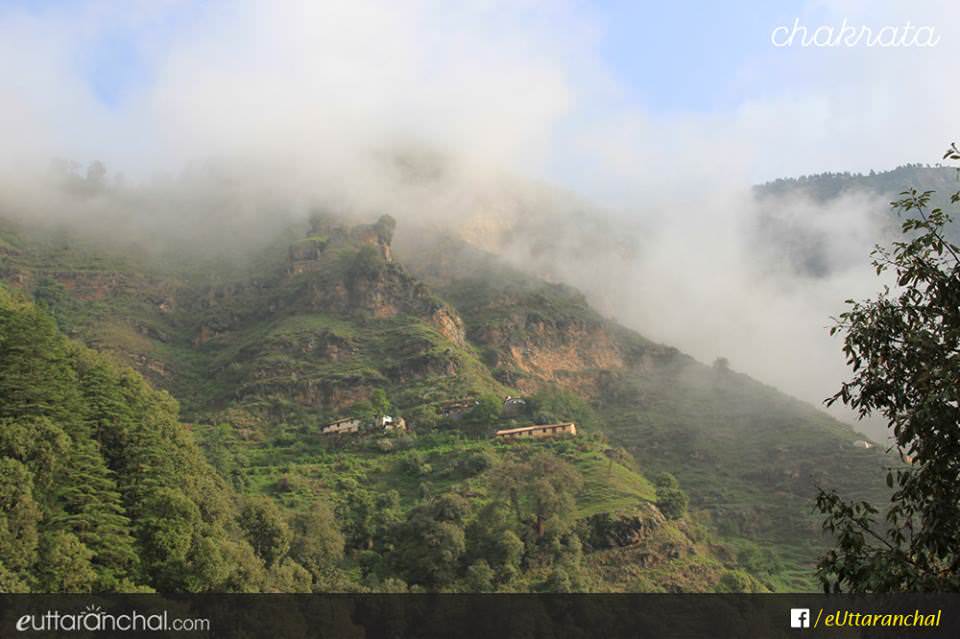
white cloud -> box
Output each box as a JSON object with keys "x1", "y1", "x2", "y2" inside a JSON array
[{"x1": 2, "y1": 0, "x2": 958, "y2": 436}]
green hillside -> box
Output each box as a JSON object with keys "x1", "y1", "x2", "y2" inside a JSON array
[
  {"x1": 0, "y1": 251, "x2": 733, "y2": 593},
  {"x1": 0, "y1": 212, "x2": 893, "y2": 592}
]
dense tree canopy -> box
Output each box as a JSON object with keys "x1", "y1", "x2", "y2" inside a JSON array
[{"x1": 0, "y1": 286, "x2": 343, "y2": 592}]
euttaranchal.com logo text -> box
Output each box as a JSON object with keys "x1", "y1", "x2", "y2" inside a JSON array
[
  {"x1": 771, "y1": 18, "x2": 940, "y2": 48},
  {"x1": 15, "y1": 604, "x2": 210, "y2": 633}
]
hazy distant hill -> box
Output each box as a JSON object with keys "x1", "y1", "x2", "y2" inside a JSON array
[
  {"x1": 755, "y1": 164, "x2": 959, "y2": 204},
  {"x1": 753, "y1": 165, "x2": 960, "y2": 279}
]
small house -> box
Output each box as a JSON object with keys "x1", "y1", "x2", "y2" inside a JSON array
[
  {"x1": 495, "y1": 422, "x2": 577, "y2": 441},
  {"x1": 321, "y1": 417, "x2": 362, "y2": 435}
]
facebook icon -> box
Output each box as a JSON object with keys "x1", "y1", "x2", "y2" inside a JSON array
[{"x1": 791, "y1": 608, "x2": 811, "y2": 629}]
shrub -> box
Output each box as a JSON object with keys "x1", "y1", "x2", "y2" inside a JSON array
[
  {"x1": 657, "y1": 487, "x2": 689, "y2": 520},
  {"x1": 456, "y1": 449, "x2": 497, "y2": 477}
]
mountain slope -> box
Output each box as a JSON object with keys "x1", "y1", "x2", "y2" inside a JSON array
[
  {"x1": 400, "y1": 233, "x2": 894, "y2": 590},
  {"x1": 0, "y1": 212, "x2": 892, "y2": 591}
]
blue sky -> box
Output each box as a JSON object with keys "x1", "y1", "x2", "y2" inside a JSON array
[
  {"x1": 1, "y1": 0, "x2": 956, "y2": 184},
  {"x1": 8, "y1": 0, "x2": 812, "y2": 112},
  {"x1": 594, "y1": 0, "x2": 807, "y2": 112}
]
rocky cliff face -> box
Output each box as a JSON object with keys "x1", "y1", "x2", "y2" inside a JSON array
[
  {"x1": 473, "y1": 315, "x2": 625, "y2": 395},
  {"x1": 140, "y1": 217, "x2": 491, "y2": 420},
  {"x1": 0, "y1": 214, "x2": 489, "y2": 422}
]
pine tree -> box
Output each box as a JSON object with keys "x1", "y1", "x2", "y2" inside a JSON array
[
  {"x1": 51, "y1": 439, "x2": 138, "y2": 588},
  {"x1": 0, "y1": 458, "x2": 42, "y2": 584},
  {"x1": 0, "y1": 289, "x2": 82, "y2": 424},
  {"x1": 73, "y1": 350, "x2": 136, "y2": 465}
]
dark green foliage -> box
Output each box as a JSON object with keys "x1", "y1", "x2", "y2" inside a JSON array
[
  {"x1": 465, "y1": 560, "x2": 495, "y2": 592},
  {"x1": 460, "y1": 394, "x2": 502, "y2": 436},
  {"x1": 0, "y1": 286, "x2": 265, "y2": 592},
  {"x1": 656, "y1": 488, "x2": 689, "y2": 520},
  {"x1": 0, "y1": 459, "x2": 42, "y2": 578},
  {"x1": 529, "y1": 388, "x2": 597, "y2": 430},
  {"x1": 0, "y1": 291, "x2": 80, "y2": 424},
  {"x1": 239, "y1": 496, "x2": 292, "y2": 568},
  {"x1": 338, "y1": 488, "x2": 401, "y2": 552},
  {"x1": 466, "y1": 501, "x2": 524, "y2": 583},
  {"x1": 52, "y1": 438, "x2": 139, "y2": 588},
  {"x1": 37, "y1": 531, "x2": 98, "y2": 592},
  {"x1": 201, "y1": 424, "x2": 247, "y2": 488},
  {"x1": 456, "y1": 449, "x2": 497, "y2": 477},
  {"x1": 136, "y1": 488, "x2": 202, "y2": 586},
  {"x1": 0, "y1": 416, "x2": 70, "y2": 493},
  {"x1": 289, "y1": 500, "x2": 344, "y2": 584},
  {"x1": 653, "y1": 472, "x2": 679, "y2": 490},
  {"x1": 490, "y1": 452, "x2": 583, "y2": 541},
  {"x1": 817, "y1": 168, "x2": 960, "y2": 592},
  {"x1": 348, "y1": 246, "x2": 386, "y2": 282},
  {"x1": 392, "y1": 493, "x2": 469, "y2": 588}
]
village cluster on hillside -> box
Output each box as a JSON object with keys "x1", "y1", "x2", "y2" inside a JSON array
[{"x1": 318, "y1": 394, "x2": 577, "y2": 441}]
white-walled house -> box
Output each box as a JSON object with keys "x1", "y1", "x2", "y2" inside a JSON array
[
  {"x1": 495, "y1": 422, "x2": 577, "y2": 441},
  {"x1": 321, "y1": 417, "x2": 363, "y2": 435}
]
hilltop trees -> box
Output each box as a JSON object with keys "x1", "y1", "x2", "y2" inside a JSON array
[{"x1": 817, "y1": 146, "x2": 960, "y2": 591}]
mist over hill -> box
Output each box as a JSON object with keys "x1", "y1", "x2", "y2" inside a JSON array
[
  {"x1": 754, "y1": 164, "x2": 960, "y2": 279},
  {"x1": 3, "y1": 155, "x2": 947, "y2": 447},
  {"x1": 1, "y1": 192, "x2": 899, "y2": 591}
]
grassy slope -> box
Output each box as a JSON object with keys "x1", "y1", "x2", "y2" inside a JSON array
[
  {"x1": 221, "y1": 428, "x2": 655, "y2": 518},
  {"x1": 197, "y1": 422, "x2": 720, "y2": 591},
  {"x1": 599, "y1": 361, "x2": 891, "y2": 590}
]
